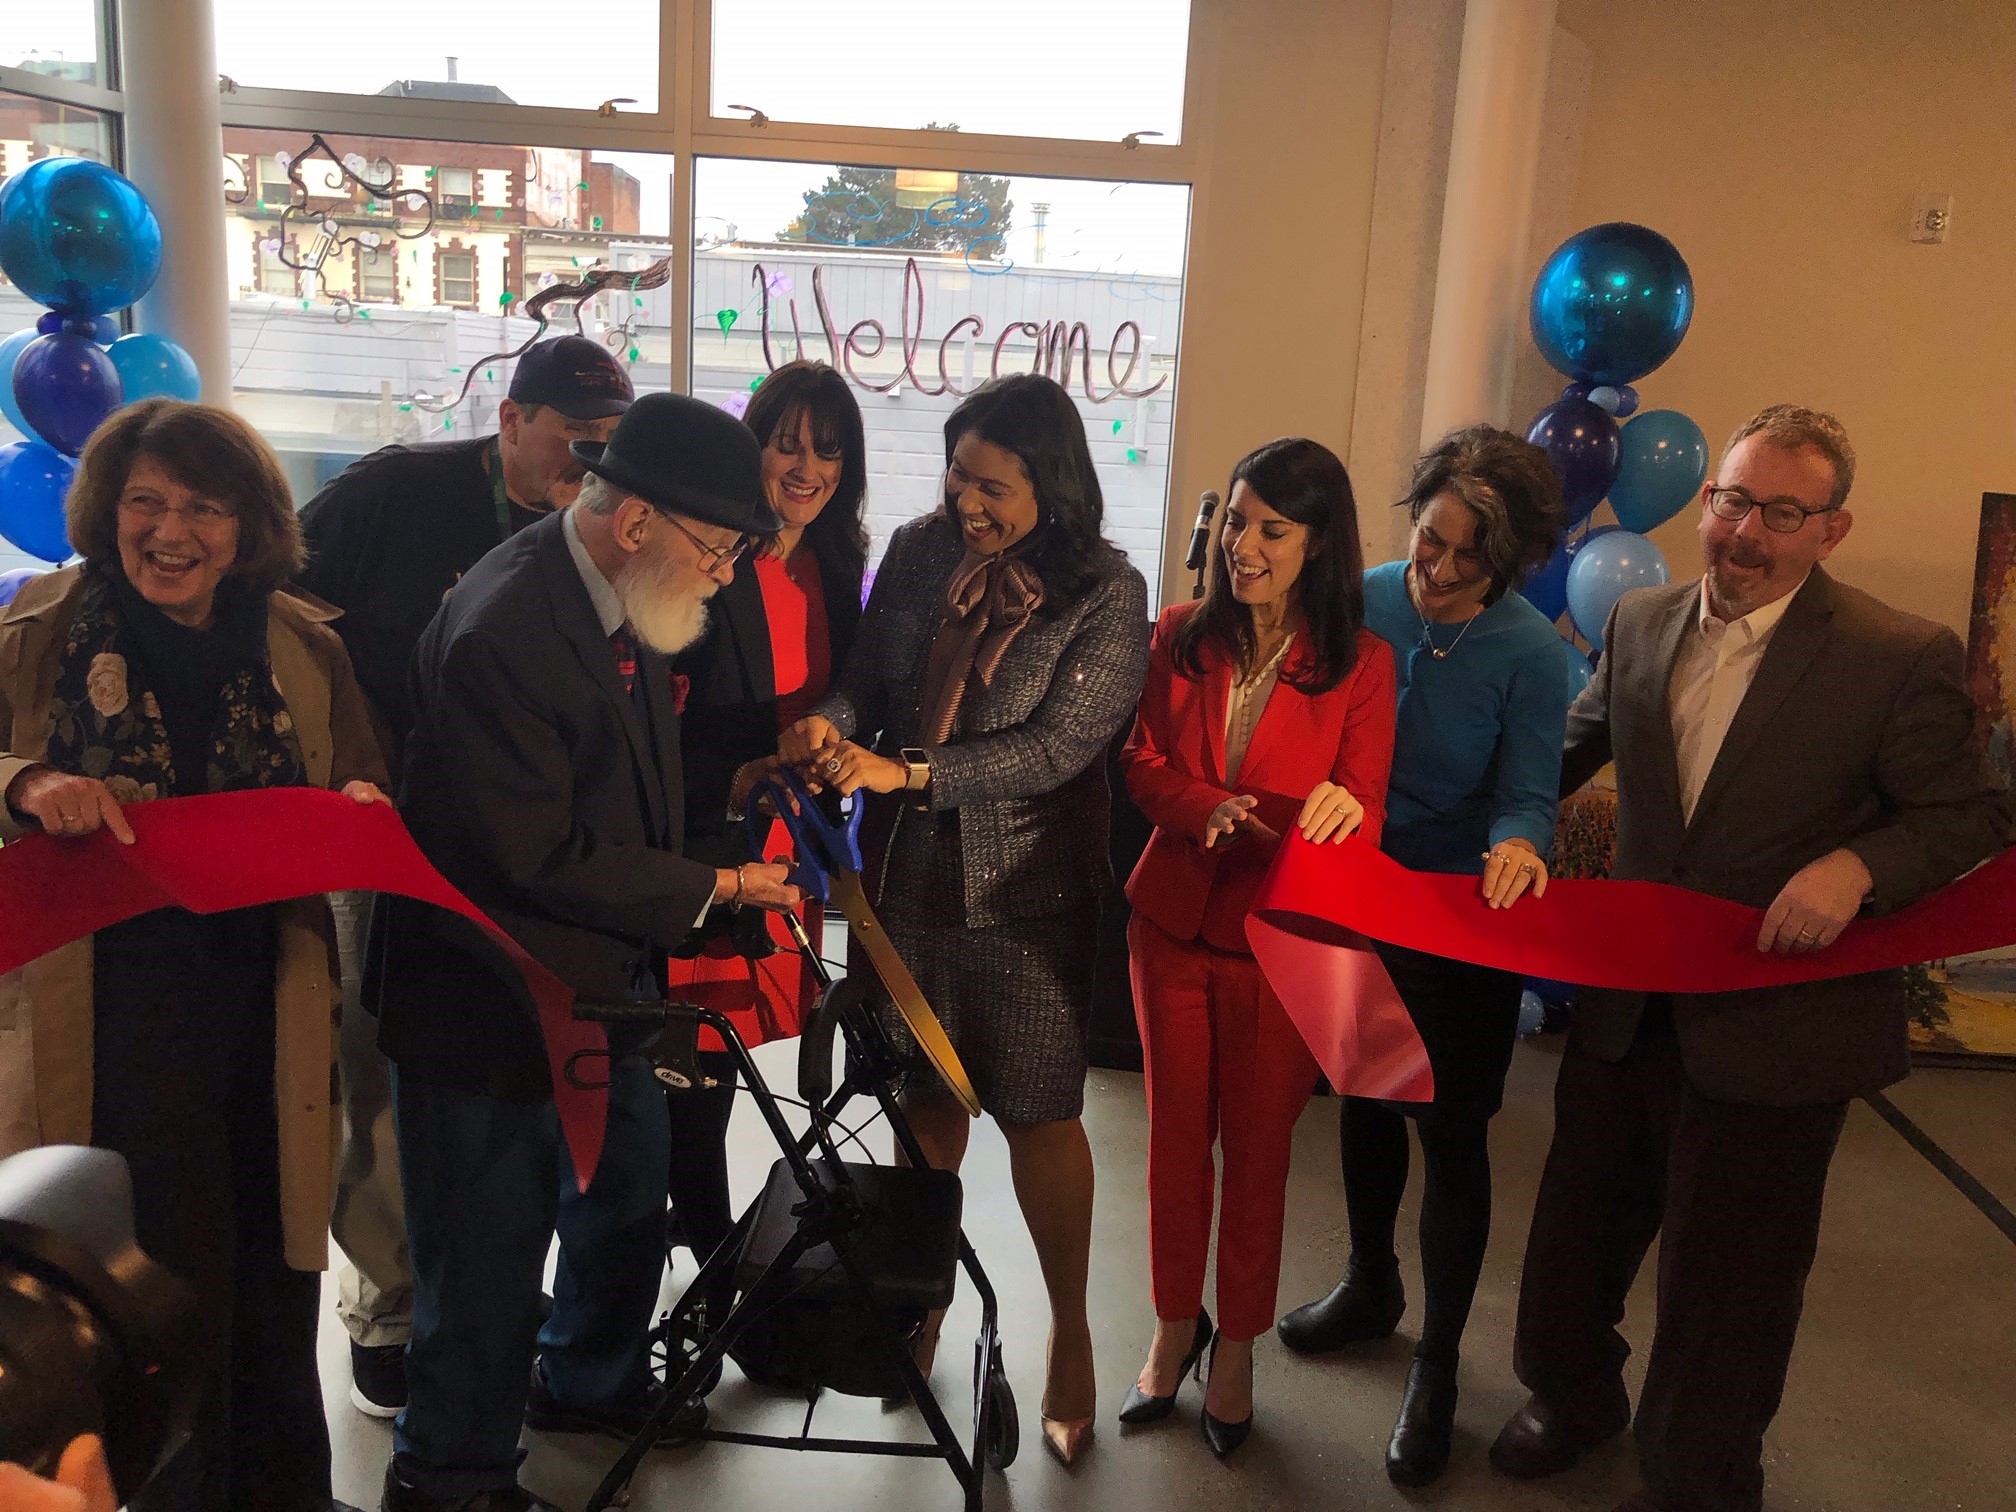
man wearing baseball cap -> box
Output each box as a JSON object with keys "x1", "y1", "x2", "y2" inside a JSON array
[
  {"x1": 374, "y1": 394, "x2": 799, "y2": 1512},
  {"x1": 295, "y1": 335, "x2": 631, "y2": 1423}
]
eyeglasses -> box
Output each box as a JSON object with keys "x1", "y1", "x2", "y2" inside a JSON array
[
  {"x1": 119, "y1": 496, "x2": 236, "y2": 528},
  {"x1": 1705, "y1": 486, "x2": 1839, "y2": 535},
  {"x1": 659, "y1": 511, "x2": 748, "y2": 573}
]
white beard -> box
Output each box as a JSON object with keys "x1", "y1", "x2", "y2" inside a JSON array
[{"x1": 616, "y1": 544, "x2": 712, "y2": 655}]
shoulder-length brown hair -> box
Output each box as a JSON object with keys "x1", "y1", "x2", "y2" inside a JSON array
[{"x1": 67, "y1": 399, "x2": 306, "y2": 593}]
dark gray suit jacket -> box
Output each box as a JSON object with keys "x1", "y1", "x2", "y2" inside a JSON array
[
  {"x1": 371, "y1": 510, "x2": 718, "y2": 1099},
  {"x1": 1562, "y1": 568, "x2": 2009, "y2": 1105}
]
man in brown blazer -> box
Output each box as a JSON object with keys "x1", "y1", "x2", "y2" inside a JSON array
[{"x1": 1490, "y1": 405, "x2": 2009, "y2": 1512}]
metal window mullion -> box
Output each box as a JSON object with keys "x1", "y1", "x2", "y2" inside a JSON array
[
  {"x1": 214, "y1": 88, "x2": 682, "y2": 151},
  {"x1": 686, "y1": 122, "x2": 1197, "y2": 185},
  {"x1": 662, "y1": 0, "x2": 699, "y2": 395},
  {"x1": 0, "y1": 63, "x2": 124, "y2": 114}
]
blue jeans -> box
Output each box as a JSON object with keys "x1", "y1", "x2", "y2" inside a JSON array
[{"x1": 390, "y1": 1054, "x2": 671, "y2": 1499}]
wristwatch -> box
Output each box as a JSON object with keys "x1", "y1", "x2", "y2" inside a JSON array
[{"x1": 900, "y1": 747, "x2": 931, "y2": 792}]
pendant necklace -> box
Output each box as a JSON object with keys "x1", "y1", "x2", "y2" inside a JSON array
[{"x1": 1411, "y1": 568, "x2": 1480, "y2": 660}]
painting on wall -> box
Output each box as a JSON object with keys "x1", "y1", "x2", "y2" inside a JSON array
[{"x1": 1913, "y1": 492, "x2": 2016, "y2": 1065}]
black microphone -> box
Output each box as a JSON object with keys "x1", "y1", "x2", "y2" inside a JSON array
[{"x1": 1185, "y1": 489, "x2": 1220, "y2": 578}]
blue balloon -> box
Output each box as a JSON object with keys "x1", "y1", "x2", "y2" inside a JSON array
[
  {"x1": 1525, "y1": 976, "x2": 1579, "y2": 1006},
  {"x1": 1526, "y1": 397, "x2": 1621, "y2": 523},
  {"x1": 109, "y1": 333, "x2": 201, "y2": 403},
  {"x1": 1562, "y1": 636, "x2": 1594, "y2": 699},
  {"x1": 1530, "y1": 222, "x2": 1694, "y2": 386},
  {"x1": 0, "y1": 328, "x2": 43, "y2": 442},
  {"x1": 0, "y1": 567, "x2": 44, "y2": 607},
  {"x1": 0, "y1": 441, "x2": 78, "y2": 563},
  {"x1": 0, "y1": 157, "x2": 164, "y2": 317},
  {"x1": 1520, "y1": 534, "x2": 1574, "y2": 622},
  {"x1": 93, "y1": 315, "x2": 123, "y2": 345},
  {"x1": 1567, "y1": 529, "x2": 1670, "y2": 650},
  {"x1": 1610, "y1": 409, "x2": 1708, "y2": 535},
  {"x1": 14, "y1": 332, "x2": 122, "y2": 457}
]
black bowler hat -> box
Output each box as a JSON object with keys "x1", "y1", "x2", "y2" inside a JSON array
[
  {"x1": 508, "y1": 335, "x2": 634, "y2": 420},
  {"x1": 571, "y1": 392, "x2": 780, "y2": 535}
]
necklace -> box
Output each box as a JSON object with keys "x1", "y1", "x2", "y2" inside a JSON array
[
  {"x1": 1228, "y1": 633, "x2": 1294, "y2": 758},
  {"x1": 1409, "y1": 567, "x2": 1482, "y2": 660}
]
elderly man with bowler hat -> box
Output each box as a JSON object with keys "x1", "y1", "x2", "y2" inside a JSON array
[
  {"x1": 299, "y1": 334, "x2": 634, "y2": 1420},
  {"x1": 1490, "y1": 405, "x2": 2008, "y2": 1512},
  {"x1": 372, "y1": 394, "x2": 803, "y2": 1512}
]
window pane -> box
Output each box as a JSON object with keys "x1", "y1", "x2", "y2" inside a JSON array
[
  {"x1": 712, "y1": 0, "x2": 1189, "y2": 144},
  {"x1": 693, "y1": 156, "x2": 1188, "y2": 597},
  {"x1": 211, "y1": 0, "x2": 661, "y2": 113},
  {"x1": 218, "y1": 127, "x2": 675, "y2": 504},
  {"x1": 2, "y1": 0, "x2": 101, "y2": 87}
]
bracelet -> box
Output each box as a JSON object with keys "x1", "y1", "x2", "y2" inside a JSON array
[{"x1": 729, "y1": 863, "x2": 747, "y2": 912}]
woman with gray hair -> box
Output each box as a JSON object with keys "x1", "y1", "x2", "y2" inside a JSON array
[{"x1": 1275, "y1": 424, "x2": 1570, "y2": 1488}]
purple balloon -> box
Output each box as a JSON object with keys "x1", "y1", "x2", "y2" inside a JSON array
[
  {"x1": 1526, "y1": 397, "x2": 1622, "y2": 523},
  {"x1": 0, "y1": 566, "x2": 44, "y2": 606},
  {"x1": 0, "y1": 440, "x2": 78, "y2": 562},
  {"x1": 13, "y1": 330, "x2": 122, "y2": 457}
]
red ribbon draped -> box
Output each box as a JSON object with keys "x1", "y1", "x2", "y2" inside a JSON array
[
  {"x1": 0, "y1": 789, "x2": 608, "y2": 1189},
  {"x1": 1246, "y1": 834, "x2": 2016, "y2": 1104}
]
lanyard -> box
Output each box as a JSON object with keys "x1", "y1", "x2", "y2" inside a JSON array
[{"x1": 489, "y1": 436, "x2": 516, "y2": 542}]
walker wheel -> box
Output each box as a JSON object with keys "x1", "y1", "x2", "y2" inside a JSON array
[{"x1": 978, "y1": 1354, "x2": 1018, "y2": 1470}]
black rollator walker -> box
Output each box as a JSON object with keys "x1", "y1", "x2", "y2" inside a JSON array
[{"x1": 573, "y1": 773, "x2": 1017, "y2": 1511}]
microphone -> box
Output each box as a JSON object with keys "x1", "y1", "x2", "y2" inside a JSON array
[{"x1": 1185, "y1": 489, "x2": 1220, "y2": 576}]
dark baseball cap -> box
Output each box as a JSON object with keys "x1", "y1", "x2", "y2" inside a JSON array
[{"x1": 507, "y1": 335, "x2": 634, "y2": 420}]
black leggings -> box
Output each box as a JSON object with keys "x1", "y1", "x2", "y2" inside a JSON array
[{"x1": 1339, "y1": 1097, "x2": 1496, "y2": 1367}]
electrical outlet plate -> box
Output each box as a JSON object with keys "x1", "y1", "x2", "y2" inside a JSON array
[{"x1": 1911, "y1": 192, "x2": 1954, "y2": 244}]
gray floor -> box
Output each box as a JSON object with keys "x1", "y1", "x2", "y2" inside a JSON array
[{"x1": 324, "y1": 1038, "x2": 2016, "y2": 1511}]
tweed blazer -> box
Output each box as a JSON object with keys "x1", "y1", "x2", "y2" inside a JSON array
[
  {"x1": 813, "y1": 512, "x2": 1150, "y2": 927},
  {"x1": 1563, "y1": 568, "x2": 2009, "y2": 1105}
]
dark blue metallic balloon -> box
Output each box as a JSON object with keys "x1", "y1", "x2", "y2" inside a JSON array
[
  {"x1": 1519, "y1": 532, "x2": 1574, "y2": 623},
  {"x1": 0, "y1": 441, "x2": 79, "y2": 563},
  {"x1": 0, "y1": 158, "x2": 164, "y2": 317},
  {"x1": 1526, "y1": 396, "x2": 1621, "y2": 523},
  {"x1": 1529, "y1": 222, "x2": 1694, "y2": 386},
  {"x1": 14, "y1": 331, "x2": 123, "y2": 457}
]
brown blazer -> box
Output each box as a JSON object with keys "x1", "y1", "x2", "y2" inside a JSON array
[
  {"x1": 0, "y1": 567, "x2": 389, "y2": 1271},
  {"x1": 1562, "y1": 568, "x2": 2009, "y2": 1106}
]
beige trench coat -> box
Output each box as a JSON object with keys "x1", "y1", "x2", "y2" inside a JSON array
[{"x1": 0, "y1": 566, "x2": 388, "y2": 1271}]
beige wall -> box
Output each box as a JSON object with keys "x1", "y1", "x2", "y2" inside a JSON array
[
  {"x1": 1547, "y1": 0, "x2": 2016, "y2": 633},
  {"x1": 1162, "y1": 0, "x2": 1394, "y2": 605}
]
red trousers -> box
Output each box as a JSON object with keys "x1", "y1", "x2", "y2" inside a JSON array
[{"x1": 1129, "y1": 913, "x2": 1319, "y2": 1341}]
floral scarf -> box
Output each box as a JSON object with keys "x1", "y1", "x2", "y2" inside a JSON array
[{"x1": 42, "y1": 566, "x2": 306, "y2": 802}]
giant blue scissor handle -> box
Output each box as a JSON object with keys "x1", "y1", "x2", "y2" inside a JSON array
[{"x1": 744, "y1": 768, "x2": 864, "y2": 905}]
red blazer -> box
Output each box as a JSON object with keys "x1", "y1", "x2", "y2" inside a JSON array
[{"x1": 1121, "y1": 602, "x2": 1396, "y2": 954}]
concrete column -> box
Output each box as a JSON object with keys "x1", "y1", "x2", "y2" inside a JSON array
[
  {"x1": 120, "y1": 0, "x2": 233, "y2": 402},
  {"x1": 1417, "y1": 0, "x2": 1557, "y2": 444}
]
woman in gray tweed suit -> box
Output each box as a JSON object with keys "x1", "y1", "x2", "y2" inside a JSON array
[{"x1": 781, "y1": 373, "x2": 1150, "y2": 1465}]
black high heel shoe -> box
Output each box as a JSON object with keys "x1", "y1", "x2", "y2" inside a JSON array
[
  {"x1": 1117, "y1": 1309, "x2": 1214, "y2": 1425},
  {"x1": 1197, "y1": 1336, "x2": 1253, "y2": 1461}
]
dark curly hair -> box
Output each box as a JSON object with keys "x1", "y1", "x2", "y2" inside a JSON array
[
  {"x1": 744, "y1": 359, "x2": 869, "y2": 581},
  {"x1": 1398, "y1": 425, "x2": 1567, "y2": 600},
  {"x1": 1173, "y1": 437, "x2": 1366, "y2": 695},
  {"x1": 940, "y1": 373, "x2": 1122, "y2": 604}
]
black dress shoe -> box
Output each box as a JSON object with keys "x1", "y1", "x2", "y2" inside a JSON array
[
  {"x1": 1118, "y1": 1308, "x2": 1214, "y2": 1425},
  {"x1": 1196, "y1": 1336, "x2": 1253, "y2": 1461},
  {"x1": 380, "y1": 1463, "x2": 561, "y2": 1512},
  {"x1": 1385, "y1": 1358, "x2": 1459, "y2": 1486},
  {"x1": 1488, "y1": 1391, "x2": 1631, "y2": 1479},
  {"x1": 524, "y1": 1364, "x2": 709, "y2": 1447},
  {"x1": 1276, "y1": 1258, "x2": 1404, "y2": 1355}
]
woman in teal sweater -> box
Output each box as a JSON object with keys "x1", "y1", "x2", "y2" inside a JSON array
[{"x1": 1276, "y1": 426, "x2": 1570, "y2": 1487}]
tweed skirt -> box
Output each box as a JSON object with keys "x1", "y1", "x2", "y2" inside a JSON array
[{"x1": 859, "y1": 910, "x2": 1099, "y2": 1125}]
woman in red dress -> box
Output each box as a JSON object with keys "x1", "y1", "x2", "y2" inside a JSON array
[
  {"x1": 1118, "y1": 437, "x2": 1396, "y2": 1458},
  {"x1": 663, "y1": 360, "x2": 868, "y2": 1292}
]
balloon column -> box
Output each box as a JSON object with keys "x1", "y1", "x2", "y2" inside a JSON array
[
  {"x1": 1517, "y1": 222, "x2": 1704, "y2": 652},
  {"x1": 0, "y1": 157, "x2": 191, "y2": 566}
]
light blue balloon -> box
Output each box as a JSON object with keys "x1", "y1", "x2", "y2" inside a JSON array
[
  {"x1": 1562, "y1": 636, "x2": 1594, "y2": 699},
  {"x1": 0, "y1": 328, "x2": 43, "y2": 442},
  {"x1": 109, "y1": 333, "x2": 202, "y2": 403},
  {"x1": 1610, "y1": 409, "x2": 1708, "y2": 534},
  {"x1": 1567, "y1": 529, "x2": 1669, "y2": 650}
]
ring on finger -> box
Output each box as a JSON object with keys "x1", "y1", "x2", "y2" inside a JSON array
[{"x1": 824, "y1": 757, "x2": 842, "y2": 774}]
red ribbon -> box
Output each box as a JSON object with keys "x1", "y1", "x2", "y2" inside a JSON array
[
  {"x1": 0, "y1": 789, "x2": 609, "y2": 1189},
  {"x1": 1247, "y1": 834, "x2": 2016, "y2": 1103}
]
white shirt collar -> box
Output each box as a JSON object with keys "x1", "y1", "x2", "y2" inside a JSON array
[{"x1": 562, "y1": 508, "x2": 627, "y2": 638}]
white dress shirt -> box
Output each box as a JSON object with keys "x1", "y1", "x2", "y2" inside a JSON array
[{"x1": 1668, "y1": 577, "x2": 1806, "y2": 824}]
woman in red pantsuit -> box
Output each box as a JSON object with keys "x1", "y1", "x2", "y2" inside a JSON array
[{"x1": 1119, "y1": 437, "x2": 1395, "y2": 1458}]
